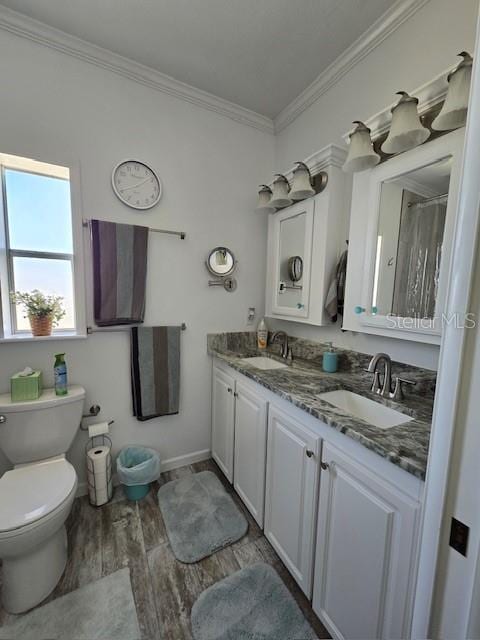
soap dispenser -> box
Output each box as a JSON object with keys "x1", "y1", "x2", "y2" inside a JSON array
[{"x1": 323, "y1": 342, "x2": 338, "y2": 373}]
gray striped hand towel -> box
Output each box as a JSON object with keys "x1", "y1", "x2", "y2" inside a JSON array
[
  {"x1": 92, "y1": 219, "x2": 148, "y2": 326},
  {"x1": 131, "y1": 326, "x2": 180, "y2": 421}
]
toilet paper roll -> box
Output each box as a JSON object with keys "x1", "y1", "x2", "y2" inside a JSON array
[
  {"x1": 87, "y1": 468, "x2": 111, "y2": 487},
  {"x1": 87, "y1": 445, "x2": 111, "y2": 474},
  {"x1": 88, "y1": 421, "x2": 110, "y2": 438},
  {"x1": 88, "y1": 472, "x2": 113, "y2": 506}
]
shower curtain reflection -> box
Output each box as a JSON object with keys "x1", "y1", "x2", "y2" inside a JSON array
[{"x1": 391, "y1": 195, "x2": 447, "y2": 319}]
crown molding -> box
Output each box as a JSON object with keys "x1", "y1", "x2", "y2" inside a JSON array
[
  {"x1": 341, "y1": 66, "x2": 452, "y2": 143},
  {"x1": 273, "y1": 144, "x2": 347, "y2": 185},
  {"x1": 274, "y1": 0, "x2": 431, "y2": 134},
  {"x1": 0, "y1": 5, "x2": 274, "y2": 135}
]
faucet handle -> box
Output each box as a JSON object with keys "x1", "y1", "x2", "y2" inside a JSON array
[{"x1": 391, "y1": 377, "x2": 416, "y2": 400}]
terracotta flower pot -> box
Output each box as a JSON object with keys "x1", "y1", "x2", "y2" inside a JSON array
[{"x1": 29, "y1": 315, "x2": 53, "y2": 337}]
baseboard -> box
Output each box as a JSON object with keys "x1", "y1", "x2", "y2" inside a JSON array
[
  {"x1": 75, "y1": 448, "x2": 211, "y2": 497},
  {"x1": 161, "y1": 449, "x2": 211, "y2": 472}
]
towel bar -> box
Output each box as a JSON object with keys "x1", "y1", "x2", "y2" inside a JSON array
[
  {"x1": 82, "y1": 218, "x2": 186, "y2": 239},
  {"x1": 87, "y1": 323, "x2": 186, "y2": 334}
]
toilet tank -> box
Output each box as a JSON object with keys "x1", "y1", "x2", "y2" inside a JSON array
[{"x1": 0, "y1": 385, "x2": 85, "y2": 464}]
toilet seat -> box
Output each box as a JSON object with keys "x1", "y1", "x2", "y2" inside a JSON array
[{"x1": 0, "y1": 458, "x2": 77, "y2": 532}]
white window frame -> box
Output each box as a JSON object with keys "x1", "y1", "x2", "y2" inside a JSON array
[{"x1": 0, "y1": 152, "x2": 86, "y2": 341}]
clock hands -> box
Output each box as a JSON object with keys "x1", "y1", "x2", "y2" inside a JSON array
[{"x1": 119, "y1": 176, "x2": 153, "y2": 192}]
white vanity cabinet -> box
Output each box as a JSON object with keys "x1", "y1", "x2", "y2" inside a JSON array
[
  {"x1": 264, "y1": 404, "x2": 321, "y2": 597},
  {"x1": 265, "y1": 145, "x2": 350, "y2": 326},
  {"x1": 212, "y1": 364, "x2": 268, "y2": 526},
  {"x1": 211, "y1": 366, "x2": 235, "y2": 481},
  {"x1": 313, "y1": 442, "x2": 420, "y2": 640},
  {"x1": 211, "y1": 358, "x2": 423, "y2": 638},
  {"x1": 233, "y1": 380, "x2": 268, "y2": 527}
]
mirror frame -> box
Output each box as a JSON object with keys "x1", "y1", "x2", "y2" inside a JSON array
[
  {"x1": 344, "y1": 128, "x2": 465, "y2": 345},
  {"x1": 270, "y1": 199, "x2": 314, "y2": 318},
  {"x1": 206, "y1": 247, "x2": 237, "y2": 277}
]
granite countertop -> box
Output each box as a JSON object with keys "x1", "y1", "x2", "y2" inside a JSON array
[{"x1": 208, "y1": 333, "x2": 435, "y2": 480}]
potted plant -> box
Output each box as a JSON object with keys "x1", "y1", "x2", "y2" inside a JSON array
[{"x1": 10, "y1": 290, "x2": 66, "y2": 337}]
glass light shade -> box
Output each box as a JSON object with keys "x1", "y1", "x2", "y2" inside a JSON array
[
  {"x1": 343, "y1": 121, "x2": 380, "y2": 173},
  {"x1": 381, "y1": 92, "x2": 430, "y2": 155},
  {"x1": 255, "y1": 184, "x2": 275, "y2": 212},
  {"x1": 290, "y1": 162, "x2": 315, "y2": 200},
  {"x1": 432, "y1": 52, "x2": 473, "y2": 131},
  {"x1": 270, "y1": 174, "x2": 292, "y2": 209}
]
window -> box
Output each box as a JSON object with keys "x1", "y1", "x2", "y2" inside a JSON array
[{"x1": 0, "y1": 153, "x2": 83, "y2": 339}]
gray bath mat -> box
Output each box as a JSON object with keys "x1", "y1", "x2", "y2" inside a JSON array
[
  {"x1": 191, "y1": 563, "x2": 317, "y2": 640},
  {"x1": 158, "y1": 470, "x2": 248, "y2": 563},
  {"x1": 0, "y1": 568, "x2": 140, "y2": 640}
]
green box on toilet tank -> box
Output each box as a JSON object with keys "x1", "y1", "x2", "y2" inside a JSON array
[{"x1": 10, "y1": 371, "x2": 43, "y2": 402}]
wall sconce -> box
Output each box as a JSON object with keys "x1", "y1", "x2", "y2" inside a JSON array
[
  {"x1": 255, "y1": 184, "x2": 275, "y2": 213},
  {"x1": 290, "y1": 162, "x2": 315, "y2": 200},
  {"x1": 270, "y1": 174, "x2": 292, "y2": 209},
  {"x1": 381, "y1": 91, "x2": 430, "y2": 155},
  {"x1": 343, "y1": 121, "x2": 380, "y2": 173},
  {"x1": 432, "y1": 51, "x2": 473, "y2": 131}
]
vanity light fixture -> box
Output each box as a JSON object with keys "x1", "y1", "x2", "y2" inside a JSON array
[
  {"x1": 255, "y1": 184, "x2": 275, "y2": 213},
  {"x1": 343, "y1": 121, "x2": 380, "y2": 173},
  {"x1": 432, "y1": 52, "x2": 473, "y2": 131},
  {"x1": 269, "y1": 174, "x2": 293, "y2": 209},
  {"x1": 381, "y1": 91, "x2": 430, "y2": 155},
  {"x1": 290, "y1": 162, "x2": 315, "y2": 200}
]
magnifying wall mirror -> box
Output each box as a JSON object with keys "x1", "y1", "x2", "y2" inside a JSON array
[{"x1": 206, "y1": 247, "x2": 236, "y2": 277}]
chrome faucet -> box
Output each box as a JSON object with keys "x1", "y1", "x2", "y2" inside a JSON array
[
  {"x1": 270, "y1": 331, "x2": 291, "y2": 360},
  {"x1": 366, "y1": 353, "x2": 416, "y2": 400},
  {"x1": 366, "y1": 353, "x2": 392, "y2": 397}
]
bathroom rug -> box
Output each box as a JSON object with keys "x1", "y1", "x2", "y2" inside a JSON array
[
  {"x1": 0, "y1": 568, "x2": 140, "y2": 640},
  {"x1": 158, "y1": 470, "x2": 248, "y2": 562},
  {"x1": 191, "y1": 562, "x2": 318, "y2": 640}
]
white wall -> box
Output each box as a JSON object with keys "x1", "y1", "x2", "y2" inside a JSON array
[
  {"x1": 0, "y1": 30, "x2": 274, "y2": 485},
  {"x1": 272, "y1": 0, "x2": 479, "y2": 370}
]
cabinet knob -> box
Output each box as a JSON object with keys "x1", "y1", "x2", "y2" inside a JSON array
[
  {"x1": 227, "y1": 387, "x2": 233, "y2": 394},
  {"x1": 234, "y1": 392, "x2": 239, "y2": 398},
  {"x1": 0, "y1": 415, "x2": 5, "y2": 424},
  {"x1": 306, "y1": 449, "x2": 314, "y2": 458},
  {"x1": 321, "y1": 461, "x2": 329, "y2": 470}
]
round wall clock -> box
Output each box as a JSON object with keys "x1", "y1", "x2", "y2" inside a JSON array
[{"x1": 111, "y1": 159, "x2": 162, "y2": 210}]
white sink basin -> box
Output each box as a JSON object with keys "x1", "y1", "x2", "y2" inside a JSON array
[
  {"x1": 317, "y1": 390, "x2": 413, "y2": 429},
  {"x1": 241, "y1": 356, "x2": 288, "y2": 370}
]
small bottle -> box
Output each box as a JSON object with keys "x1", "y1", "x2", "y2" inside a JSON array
[
  {"x1": 257, "y1": 318, "x2": 268, "y2": 350},
  {"x1": 322, "y1": 342, "x2": 338, "y2": 373},
  {"x1": 54, "y1": 353, "x2": 68, "y2": 396}
]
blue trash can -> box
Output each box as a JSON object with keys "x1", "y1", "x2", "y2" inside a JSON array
[{"x1": 116, "y1": 447, "x2": 161, "y2": 501}]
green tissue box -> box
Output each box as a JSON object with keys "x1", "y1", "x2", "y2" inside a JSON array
[{"x1": 11, "y1": 371, "x2": 43, "y2": 402}]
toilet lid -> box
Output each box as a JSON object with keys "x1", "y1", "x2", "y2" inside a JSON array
[{"x1": 0, "y1": 458, "x2": 76, "y2": 531}]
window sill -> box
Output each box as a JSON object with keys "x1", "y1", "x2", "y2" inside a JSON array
[{"x1": 0, "y1": 331, "x2": 87, "y2": 343}]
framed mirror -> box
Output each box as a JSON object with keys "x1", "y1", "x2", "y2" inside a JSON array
[
  {"x1": 270, "y1": 200, "x2": 314, "y2": 318},
  {"x1": 343, "y1": 128, "x2": 465, "y2": 344},
  {"x1": 372, "y1": 158, "x2": 450, "y2": 320},
  {"x1": 206, "y1": 247, "x2": 236, "y2": 277}
]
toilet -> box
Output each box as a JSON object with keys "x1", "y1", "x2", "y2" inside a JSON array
[{"x1": 0, "y1": 385, "x2": 85, "y2": 613}]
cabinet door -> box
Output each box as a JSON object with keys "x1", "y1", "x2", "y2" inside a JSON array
[
  {"x1": 267, "y1": 199, "x2": 314, "y2": 319},
  {"x1": 233, "y1": 381, "x2": 267, "y2": 527},
  {"x1": 211, "y1": 366, "x2": 235, "y2": 482},
  {"x1": 313, "y1": 442, "x2": 420, "y2": 640},
  {"x1": 264, "y1": 405, "x2": 320, "y2": 597}
]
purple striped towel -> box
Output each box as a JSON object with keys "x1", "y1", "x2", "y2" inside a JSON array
[{"x1": 91, "y1": 219, "x2": 148, "y2": 326}]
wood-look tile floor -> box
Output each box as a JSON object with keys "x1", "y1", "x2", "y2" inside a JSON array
[{"x1": 0, "y1": 459, "x2": 330, "y2": 640}]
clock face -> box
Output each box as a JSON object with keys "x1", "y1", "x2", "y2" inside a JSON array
[{"x1": 112, "y1": 160, "x2": 162, "y2": 210}]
